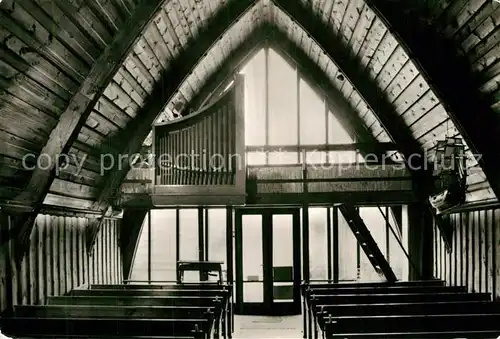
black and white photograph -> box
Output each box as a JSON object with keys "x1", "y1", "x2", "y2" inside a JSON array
[{"x1": 1, "y1": 0, "x2": 500, "y2": 337}]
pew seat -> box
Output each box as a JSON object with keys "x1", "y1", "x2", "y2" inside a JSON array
[
  {"x1": 313, "y1": 300, "x2": 500, "y2": 317},
  {"x1": 1, "y1": 317, "x2": 212, "y2": 339},
  {"x1": 320, "y1": 313, "x2": 500, "y2": 337},
  {"x1": 14, "y1": 305, "x2": 217, "y2": 319}
]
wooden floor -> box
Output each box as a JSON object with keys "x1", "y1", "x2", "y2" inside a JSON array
[{"x1": 233, "y1": 315, "x2": 302, "y2": 338}]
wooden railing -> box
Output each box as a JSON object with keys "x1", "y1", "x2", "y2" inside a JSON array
[
  {"x1": 118, "y1": 143, "x2": 416, "y2": 206},
  {"x1": 246, "y1": 162, "x2": 415, "y2": 205}
]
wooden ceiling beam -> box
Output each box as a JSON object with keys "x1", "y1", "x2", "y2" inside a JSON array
[
  {"x1": 10, "y1": 0, "x2": 168, "y2": 261},
  {"x1": 364, "y1": 0, "x2": 500, "y2": 201},
  {"x1": 89, "y1": 0, "x2": 261, "y2": 251}
]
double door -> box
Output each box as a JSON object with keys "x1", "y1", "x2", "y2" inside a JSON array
[{"x1": 234, "y1": 208, "x2": 301, "y2": 315}]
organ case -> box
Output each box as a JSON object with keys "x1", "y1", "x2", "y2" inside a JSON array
[{"x1": 152, "y1": 75, "x2": 246, "y2": 205}]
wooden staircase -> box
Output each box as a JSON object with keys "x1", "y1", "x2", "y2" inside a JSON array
[{"x1": 338, "y1": 204, "x2": 397, "y2": 282}]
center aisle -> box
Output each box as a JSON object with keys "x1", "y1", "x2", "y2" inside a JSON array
[{"x1": 233, "y1": 315, "x2": 302, "y2": 338}]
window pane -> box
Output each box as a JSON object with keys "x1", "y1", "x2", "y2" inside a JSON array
[
  {"x1": 272, "y1": 214, "x2": 294, "y2": 269},
  {"x1": 328, "y1": 151, "x2": 362, "y2": 163},
  {"x1": 241, "y1": 50, "x2": 266, "y2": 146},
  {"x1": 309, "y1": 207, "x2": 328, "y2": 280},
  {"x1": 358, "y1": 207, "x2": 386, "y2": 282},
  {"x1": 328, "y1": 111, "x2": 354, "y2": 144},
  {"x1": 305, "y1": 151, "x2": 327, "y2": 164},
  {"x1": 179, "y1": 209, "x2": 199, "y2": 261},
  {"x1": 272, "y1": 214, "x2": 294, "y2": 303},
  {"x1": 300, "y1": 79, "x2": 326, "y2": 145},
  {"x1": 268, "y1": 151, "x2": 299, "y2": 165},
  {"x1": 242, "y1": 215, "x2": 263, "y2": 281},
  {"x1": 129, "y1": 214, "x2": 149, "y2": 281},
  {"x1": 208, "y1": 209, "x2": 227, "y2": 282},
  {"x1": 247, "y1": 152, "x2": 266, "y2": 165},
  {"x1": 269, "y1": 48, "x2": 298, "y2": 145},
  {"x1": 241, "y1": 214, "x2": 264, "y2": 302},
  {"x1": 388, "y1": 208, "x2": 408, "y2": 280},
  {"x1": 338, "y1": 210, "x2": 357, "y2": 281},
  {"x1": 150, "y1": 209, "x2": 177, "y2": 281}
]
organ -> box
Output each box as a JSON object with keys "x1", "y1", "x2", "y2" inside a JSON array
[{"x1": 151, "y1": 74, "x2": 246, "y2": 206}]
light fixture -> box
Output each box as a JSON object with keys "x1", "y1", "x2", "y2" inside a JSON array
[{"x1": 429, "y1": 137, "x2": 467, "y2": 214}]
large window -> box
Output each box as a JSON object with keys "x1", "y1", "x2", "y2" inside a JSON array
[
  {"x1": 268, "y1": 49, "x2": 298, "y2": 146},
  {"x1": 207, "y1": 209, "x2": 227, "y2": 282},
  {"x1": 241, "y1": 49, "x2": 266, "y2": 146},
  {"x1": 129, "y1": 206, "x2": 409, "y2": 285},
  {"x1": 129, "y1": 209, "x2": 177, "y2": 282},
  {"x1": 129, "y1": 208, "x2": 228, "y2": 283},
  {"x1": 338, "y1": 210, "x2": 358, "y2": 281},
  {"x1": 308, "y1": 207, "x2": 329, "y2": 280},
  {"x1": 241, "y1": 47, "x2": 358, "y2": 166},
  {"x1": 179, "y1": 209, "x2": 199, "y2": 261}
]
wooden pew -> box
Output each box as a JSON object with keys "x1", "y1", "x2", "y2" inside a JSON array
[
  {"x1": 300, "y1": 280, "x2": 446, "y2": 336},
  {"x1": 70, "y1": 288, "x2": 230, "y2": 297},
  {"x1": 0, "y1": 317, "x2": 211, "y2": 338},
  {"x1": 89, "y1": 283, "x2": 230, "y2": 290},
  {"x1": 320, "y1": 313, "x2": 500, "y2": 338},
  {"x1": 302, "y1": 280, "x2": 495, "y2": 339},
  {"x1": 85, "y1": 283, "x2": 234, "y2": 336},
  {"x1": 70, "y1": 286, "x2": 231, "y2": 337},
  {"x1": 2, "y1": 283, "x2": 234, "y2": 339},
  {"x1": 308, "y1": 292, "x2": 490, "y2": 304},
  {"x1": 308, "y1": 292, "x2": 490, "y2": 338},
  {"x1": 49, "y1": 295, "x2": 228, "y2": 338},
  {"x1": 49, "y1": 295, "x2": 226, "y2": 307},
  {"x1": 301, "y1": 280, "x2": 445, "y2": 293},
  {"x1": 304, "y1": 285, "x2": 466, "y2": 295},
  {"x1": 14, "y1": 304, "x2": 217, "y2": 319},
  {"x1": 313, "y1": 300, "x2": 500, "y2": 317}
]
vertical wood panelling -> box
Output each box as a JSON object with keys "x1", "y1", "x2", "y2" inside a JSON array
[
  {"x1": 486, "y1": 209, "x2": 493, "y2": 296},
  {"x1": 20, "y1": 244, "x2": 28, "y2": 304},
  {"x1": 0, "y1": 214, "x2": 122, "y2": 313},
  {"x1": 434, "y1": 207, "x2": 500, "y2": 299},
  {"x1": 52, "y1": 217, "x2": 60, "y2": 296},
  {"x1": 0, "y1": 214, "x2": 9, "y2": 312},
  {"x1": 459, "y1": 213, "x2": 465, "y2": 287},
  {"x1": 37, "y1": 218, "x2": 45, "y2": 304},
  {"x1": 59, "y1": 221, "x2": 66, "y2": 295},
  {"x1": 453, "y1": 214, "x2": 458, "y2": 286},
  {"x1": 466, "y1": 212, "x2": 471, "y2": 290},
  {"x1": 29, "y1": 226, "x2": 37, "y2": 304},
  {"x1": 9, "y1": 218, "x2": 18, "y2": 307},
  {"x1": 495, "y1": 209, "x2": 500, "y2": 300},
  {"x1": 479, "y1": 211, "x2": 487, "y2": 293},
  {"x1": 45, "y1": 215, "x2": 53, "y2": 303}
]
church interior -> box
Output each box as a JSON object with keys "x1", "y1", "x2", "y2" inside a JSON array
[{"x1": 1, "y1": 0, "x2": 500, "y2": 337}]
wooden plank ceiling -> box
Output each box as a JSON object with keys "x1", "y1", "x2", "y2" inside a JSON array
[{"x1": 0, "y1": 0, "x2": 499, "y2": 213}]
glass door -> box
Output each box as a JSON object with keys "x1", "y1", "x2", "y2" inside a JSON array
[{"x1": 235, "y1": 208, "x2": 301, "y2": 315}]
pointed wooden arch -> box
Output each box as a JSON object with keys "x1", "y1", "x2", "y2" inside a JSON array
[{"x1": 8, "y1": 0, "x2": 170, "y2": 259}]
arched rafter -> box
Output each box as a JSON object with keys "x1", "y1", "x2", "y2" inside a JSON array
[
  {"x1": 273, "y1": 0, "x2": 433, "y2": 195},
  {"x1": 364, "y1": 0, "x2": 500, "y2": 201},
  {"x1": 106, "y1": 0, "x2": 441, "y2": 218},
  {"x1": 6, "y1": 0, "x2": 170, "y2": 259},
  {"x1": 86, "y1": 0, "x2": 261, "y2": 251},
  {"x1": 7, "y1": 0, "x2": 498, "y2": 256}
]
